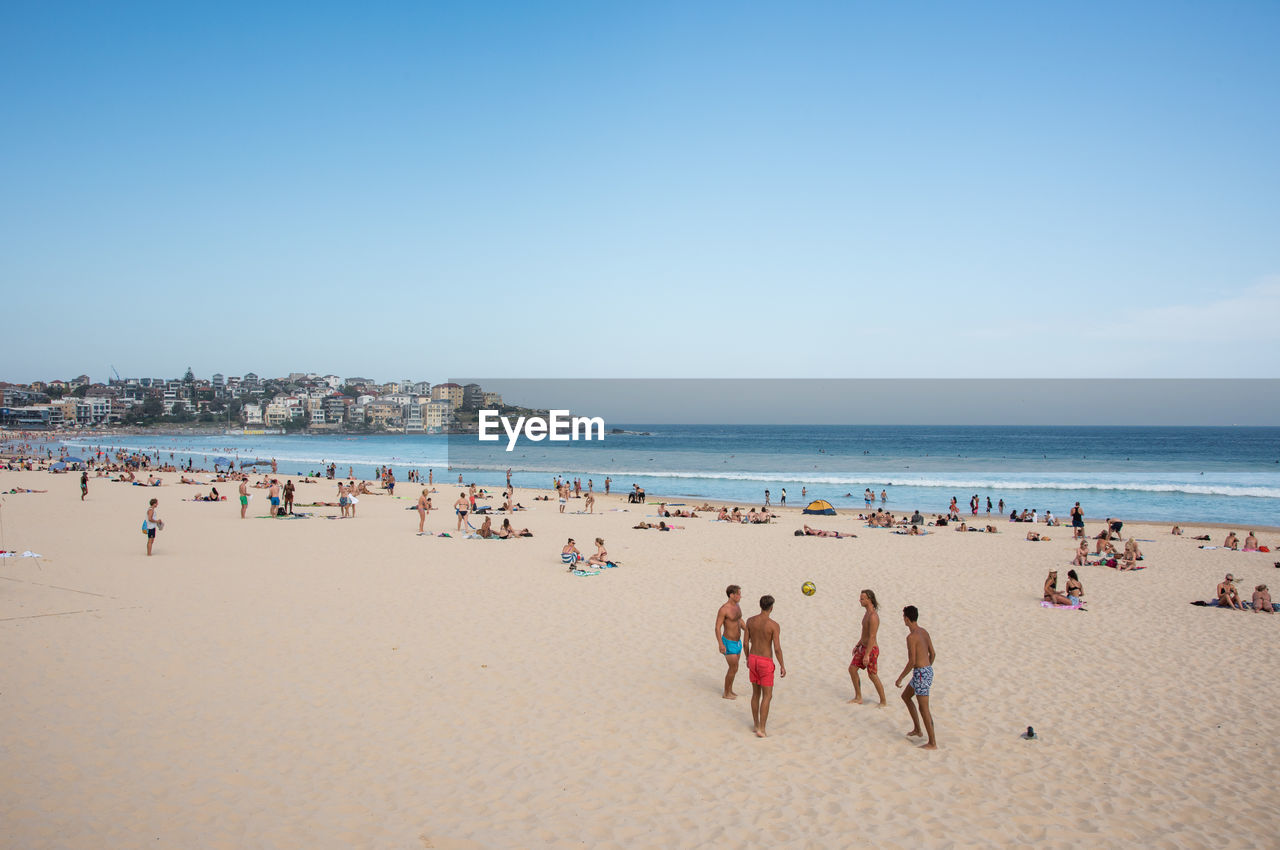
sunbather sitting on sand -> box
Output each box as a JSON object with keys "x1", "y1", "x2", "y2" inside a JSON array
[
  {"x1": 1171, "y1": 525, "x2": 1183, "y2": 535},
  {"x1": 1044, "y1": 571, "x2": 1074, "y2": 606},
  {"x1": 1121, "y1": 538, "x2": 1142, "y2": 570},
  {"x1": 561, "y1": 539, "x2": 582, "y2": 569},
  {"x1": 1253, "y1": 585, "x2": 1273, "y2": 613},
  {"x1": 1072, "y1": 539, "x2": 1089, "y2": 566},
  {"x1": 497, "y1": 519, "x2": 531, "y2": 538},
  {"x1": 1224, "y1": 532, "x2": 1239, "y2": 550},
  {"x1": 1095, "y1": 537, "x2": 1117, "y2": 555},
  {"x1": 587, "y1": 538, "x2": 613, "y2": 566},
  {"x1": 1217, "y1": 574, "x2": 1243, "y2": 610},
  {"x1": 1243, "y1": 532, "x2": 1259, "y2": 552}
]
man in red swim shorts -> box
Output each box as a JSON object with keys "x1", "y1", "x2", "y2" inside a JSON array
[
  {"x1": 744, "y1": 594, "x2": 787, "y2": 738},
  {"x1": 848, "y1": 588, "x2": 886, "y2": 706}
]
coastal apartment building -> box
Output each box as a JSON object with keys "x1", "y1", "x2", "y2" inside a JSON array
[{"x1": 431, "y1": 382, "x2": 463, "y2": 409}]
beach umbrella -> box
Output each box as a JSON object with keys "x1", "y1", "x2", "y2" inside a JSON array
[
  {"x1": 63, "y1": 456, "x2": 85, "y2": 464},
  {"x1": 213, "y1": 457, "x2": 232, "y2": 468},
  {"x1": 50, "y1": 461, "x2": 67, "y2": 470},
  {"x1": 802, "y1": 499, "x2": 836, "y2": 515}
]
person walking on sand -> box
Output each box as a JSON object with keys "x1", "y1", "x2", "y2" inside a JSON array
[
  {"x1": 849, "y1": 589, "x2": 886, "y2": 707},
  {"x1": 715, "y1": 585, "x2": 746, "y2": 700},
  {"x1": 455, "y1": 492, "x2": 469, "y2": 531},
  {"x1": 605, "y1": 476, "x2": 611, "y2": 495},
  {"x1": 895, "y1": 605, "x2": 937, "y2": 749},
  {"x1": 745, "y1": 595, "x2": 787, "y2": 737},
  {"x1": 144, "y1": 498, "x2": 162, "y2": 557},
  {"x1": 417, "y1": 489, "x2": 434, "y2": 534},
  {"x1": 239, "y1": 478, "x2": 249, "y2": 519},
  {"x1": 80, "y1": 470, "x2": 88, "y2": 501}
]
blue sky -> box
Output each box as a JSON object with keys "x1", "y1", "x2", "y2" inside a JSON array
[{"x1": 2, "y1": 1, "x2": 1277, "y2": 383}]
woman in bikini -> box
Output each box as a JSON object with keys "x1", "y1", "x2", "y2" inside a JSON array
[
  {"x1": 1072, "y1": 538, "x2": 1089, "y2": 566},
  {"x1": 1044, "y1": 571, "x2": 1073, "y2": 606},
  {"x1": 1065, "y1": 570, "x2": 1084, "y2": 606},
  {"x1": 587, "y1": 537, "x2": 612, "y2": 566}
]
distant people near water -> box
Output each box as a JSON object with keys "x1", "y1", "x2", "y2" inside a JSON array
[
  {"x1": 715, "y1": 584, "x2": 745, "y2": 700},
  {"x1": 998, "y1": 499, "x2": 1004, "y2": 515},
  {"x1": 283, "y1": 479, "x2": 294, "y2": 514},
  {"x1": 1252, "y1": 585, "x2": 1273, "y2": 613},
  {"x1": 604, "y1": 476, "x2": 611, "y2": 495},
  {"x1": 745, "y1": 595, "x2": 786, "y2": 738},
  {"x1": 80, "y1": 471, "x2": 88, "y2": 500},
  {"x1": 865, "y1": 489, "x2": 873, "y2": 508},
  {"x1": 880, "y1": 489, "x2": 887, "y2": 504},
  {"x1": 1071, "y1": 502, "x2": 1085, "y2": 538},
  {"x1": 848, "y1": 589, "x2": 886, "y2": 707},
  {"x1": 1218, "y1": 574, "x2": 1244, "y2": 610},
  {"x1": 764, "y1": 489, "x2": 770, "y2": 507},
  {"x1": 780, "y1": 488, "x2": 786, "y2": 505},
  {"x1": 895, "y1": 605, "x2": 937, "y2": 750}
]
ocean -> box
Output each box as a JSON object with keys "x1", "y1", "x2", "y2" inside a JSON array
[{"x1": 61, "y1": 425, "x2": 1280, "y2": 527}]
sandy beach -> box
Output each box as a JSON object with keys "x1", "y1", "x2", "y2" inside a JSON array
[{"x1": 2, "y1": 470, "x2": 1279, "y2": 848}]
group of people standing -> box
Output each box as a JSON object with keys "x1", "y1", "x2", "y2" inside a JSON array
[{"x1": 714, "y1": 586, "x2": 938, "y2": 747}]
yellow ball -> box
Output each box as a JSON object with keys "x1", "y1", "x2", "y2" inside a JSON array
[{"x1": 801, "y1": 581, "x2": 816, "y2": 596}]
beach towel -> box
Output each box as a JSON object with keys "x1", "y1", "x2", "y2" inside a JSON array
[
  {"x1": 891, "y1": 530, "x2": 930, "y2": 536},
  {"x1": 570, "y1": 568, "x2": 602, "y2": 576},
  {"x1": 1190, "y1": 599, "x2": 1262, "y2": 610},
  {"x1": 1040, "y1": 601, "x2": 1084, "y2": 610}
]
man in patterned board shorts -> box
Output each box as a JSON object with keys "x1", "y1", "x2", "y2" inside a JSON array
[
  {"x1": 894, "y1": 605, "x2": 938, "y2": 749},
  {"x1": 848, "y1": 589, "x2": 886, "y2": 706}
]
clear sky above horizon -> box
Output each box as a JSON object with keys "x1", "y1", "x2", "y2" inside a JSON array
[{"x1": 2, "y1": 1, "x2": 1277, "y2": 384}]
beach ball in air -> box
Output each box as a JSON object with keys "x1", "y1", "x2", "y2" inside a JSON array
[{"x1": 801, "y1": 581, "x2": 816, "y2": 596}]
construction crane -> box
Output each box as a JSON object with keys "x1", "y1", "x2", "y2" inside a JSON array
[{"x1": 110, "y1": 365, "x2": 122, "y2": 382}]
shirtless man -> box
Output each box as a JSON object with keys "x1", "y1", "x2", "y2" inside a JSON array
[
  {"x1": 239, "y1": 478, "x2": 249, "y2": 519},
  {"x1": 1224, "y1": 531, "x2": 1239, "y2": 550},
  {"x1": 584, "y1": 491, "x2": 595, "y2": 514},
  {"x1": 744, "y1": 595, "x2": 786, "y2": 737},
  {"x1": 848, "y1": 589, "x2": 886, "y2": 706},
  {"x1": 715, "y1": 584, "x2": 745, "y2": 699},
  {"x1": 1218, "y1": 574, "x2": 1243, "y2": 610},
  {"x1": 417, "y1": 489, "x2": 433, "y2": 534},
  {"x1": 268, "y1": 479, "x2": 280, "y2": 517},
  {"x1": 455, "y1": 492, "x2": 469, "y2": 531},
  {"x1": 894, "y1": 605, "x2": 938, "y2": 749}
]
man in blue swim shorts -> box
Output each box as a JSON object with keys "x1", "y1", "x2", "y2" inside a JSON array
[
  {"x1": 715, "y1": 584, "x2": 745, "y2": 700},
  {"x1": 895, "y1": 605, "x2": 938, "y2": 749}
]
